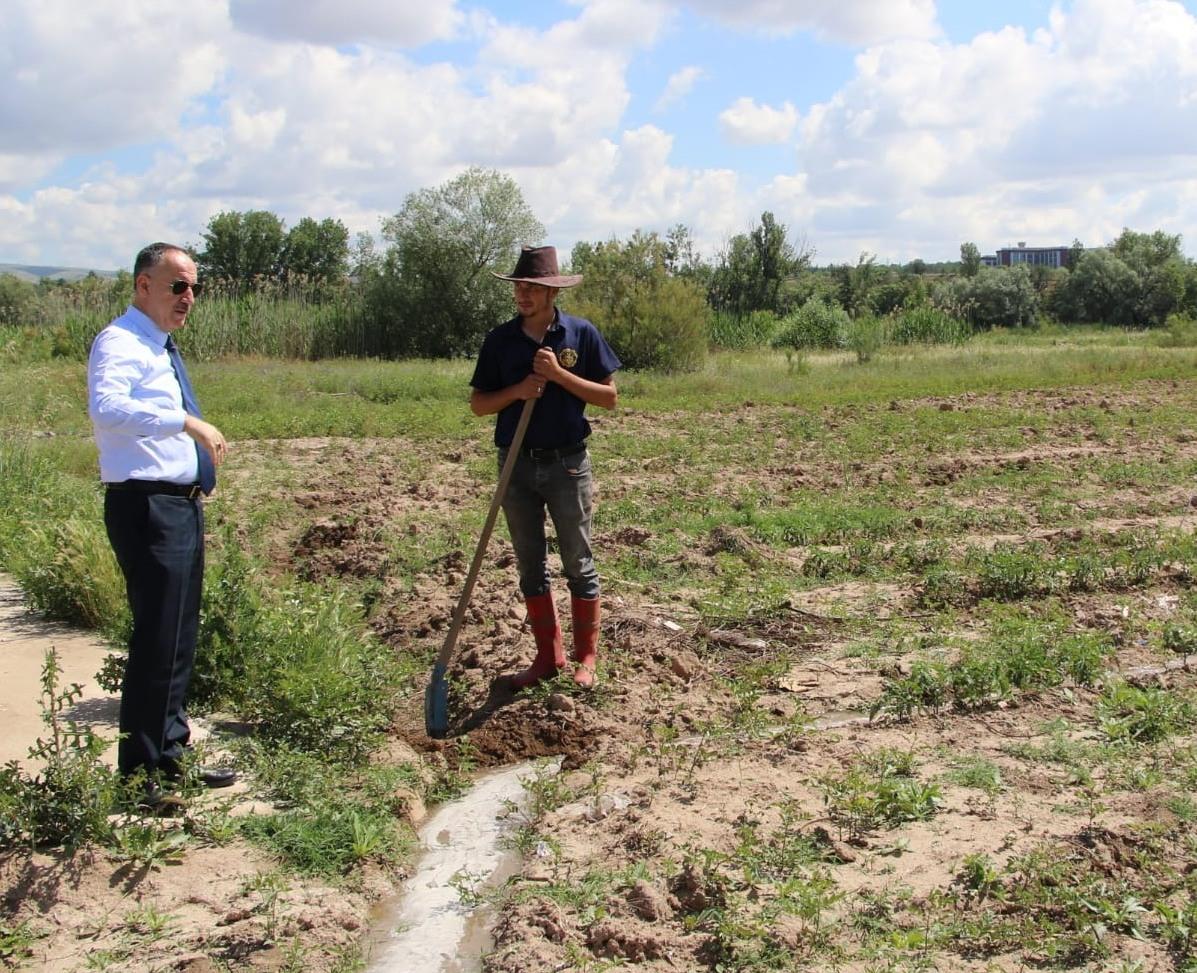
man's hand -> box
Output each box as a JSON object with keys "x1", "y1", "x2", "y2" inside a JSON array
[
  {"x1": 183, "y1": 415, "x2": 229, "y2": 466},
  {"x1": 531, "y1": 347, "x2": 567, "y2": 384},
  {"x1": 512, "y1": 374, "x2": 544, "y2": 400}
]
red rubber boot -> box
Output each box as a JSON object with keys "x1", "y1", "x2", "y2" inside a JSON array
[
  {"x1": 510, "y1": 593, "x2": 565, "y2": 690},
  {"x1": 571, "y1": 596, "x2": 600, "y2": 688}
]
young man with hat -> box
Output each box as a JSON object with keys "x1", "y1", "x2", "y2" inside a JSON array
[{"x1": 470, "y1": 245, "x2": 621, "y2": 688}]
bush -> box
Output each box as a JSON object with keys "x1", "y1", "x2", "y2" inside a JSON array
[
  {"x1": 20, "y1": 519, "x2": 128, "y2": 632},
  {"x1": 0, "y1": 649, "x2": 121, "y2": 850},
  {"x1": 974, "y1": 545, "x2": 1056, "y2": 601},
  {"x1": 0, "y1": 440, "x2": 128, "y2": 635},
  {"x1": 845, "y1": 315, "x2": 886, "y2": 363},
  {"x1": 192, "y1": 528, "x2": 400, "y2": 762},
  {"x1": 571, "y1": 273, "x2": 708, "y2": 372},
  {"x1": 709, "y1": 310, "x2": 779, "y2": 350},
  {"x1": 888, "y1": 305, "x2": 971, "y2": 346},
  {"x1": 933, "y1": 267, "x2": 1038, "y2": 329},
  {"x1": 771, "y1": 299, "x2": 850, "y2": 350},
  {"x1": 1151, "y1": 313, "x2": 1197, "y2": 347}
]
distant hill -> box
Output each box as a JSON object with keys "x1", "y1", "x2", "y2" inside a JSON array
[{"x1": 0, "y1": 263, "x2": 119, "y2": 283}]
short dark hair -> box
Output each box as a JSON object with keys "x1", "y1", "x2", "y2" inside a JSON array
[{"x1": 133, "y1": 242, "x2": 188, "y2": 278}]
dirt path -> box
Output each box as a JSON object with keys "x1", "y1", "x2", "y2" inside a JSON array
[{"x1": 0, "y1": 574, "x2": 119, "y2": 768}]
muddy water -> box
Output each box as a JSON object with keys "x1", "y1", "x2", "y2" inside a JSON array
[{"x1": 366, "y1": 758, "x2": 561, "y2": 973}]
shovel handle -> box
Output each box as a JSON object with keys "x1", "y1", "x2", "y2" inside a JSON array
[{"x1": 434, "y1": 397, "x2": 536, "y2": 671}]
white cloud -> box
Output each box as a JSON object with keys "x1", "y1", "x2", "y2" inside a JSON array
[
  {"x1": 0, "y1": 0, "x2": 674, "y2": 267},
  {"x1": 0, "y1": 0, "x2": 226, "y2": 165},
  {"x1": 786, "y1": 0, "x2": 1197, "y2": 259},
  {"x1": 719, "y1": 97, "x2": 799, "y2": 144},
  {"x1": 0, "y1": 176, "x2": 209, "y2": 270},
  {"x1": 655, "y1": 66, "x2": 705, "y2": 112},
  {"x1": 4, "y1": 0, "x2": 1197, "y2": 269},
  {"x1": 519, "y1": 125, "x2": 744, "y2": 256},
  {"x1": 228, "y1": 0, "x2": 463, "y2": 47},
  {"x1": 678, "y1": 0, "x2": 939, "y2": 44},
  {"x1": 0, "y1": 153, "x2": 57, "y2": 196}
]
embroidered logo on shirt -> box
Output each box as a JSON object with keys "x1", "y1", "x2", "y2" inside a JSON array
[{"x1": 558, "y1": 347, "x2": 579, "y2": 368}]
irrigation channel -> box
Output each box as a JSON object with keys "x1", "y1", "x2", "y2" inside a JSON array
[
  {"x1": 362, "y1": 711, "x2": 874, "y2": 972},
  {"x1": 365, "y1": 758, "x2": 562, "y2": 973}
]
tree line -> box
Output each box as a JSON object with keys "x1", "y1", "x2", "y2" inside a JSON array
[{"x1": 3, "y1": 167, "x2": 1197, "y2": 370}]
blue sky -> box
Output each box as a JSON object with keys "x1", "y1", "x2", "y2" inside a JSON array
[{"x1": 3, "y1": 0, "x2": 1197, "y2": 270}]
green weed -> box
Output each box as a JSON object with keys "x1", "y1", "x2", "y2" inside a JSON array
[
  {"x1": 846, "y1": 315, "x2": 887, "y2": 363},
  {"x1": 709, "y1": 310, "x2": 779, "y2": 350},
  {"x1": 1098, "y1": 682, "x2": 1197, "y2": 743},
  {"x1": 888, "y1": 305, "x2": 971, "y2": 346},
  {"x1": 1163, "y1": 622, "x2": 1197, "y2": 666},
  {"x1": 0, "y1": 439, "x2": 127, "y2": 635},
  {"x1": 1155, "y1": 895, "x2": 1197, "y2": 968},
  {"x1": 952, "y1": 852, "x2": 1002, "y2": 903},
  {"x1": 0, "y1": 648, "x2": 120, "y2": 850},
  {"x1": 122, "y1": 904, "x2": 174, "y2": 941},
  {"x1": 974, "y1": 544, "x2": 1056, "y2": 601},
  {"x1": 821, "y1": 752, "x2": 941, "y2": 841},
  {"x1": 239, "y1": 803, "x2": 400, "y2": 876},
  {"x1": 108, "y1": 822, "x2": 189, "y2": 870},
  {"x1": 0, "y1": 921, "x2": 37, "y2": 964},
  {"x1": 945, "y1": 756, "x2": 1005, "y2": 795},
  {"x1": 193, "y1": 525, "x2": 402, "y2": 762},
  {"x1": 872, "y1": 616, "x2": 1111, "y2": 720},
  {"x1": 234, "y1": 742, "x2": 414, "y2": 875}
]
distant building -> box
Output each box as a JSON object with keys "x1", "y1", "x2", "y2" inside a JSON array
[
  {"x1": 996, "y1": 242, "x2": 1073, "y2": 269},
  {"x1": 980, "y1": 254, "x2": 999, "y2": 268}
]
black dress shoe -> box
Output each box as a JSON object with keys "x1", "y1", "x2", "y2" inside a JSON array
[
  {"x1": 160, "y1": 760, "x2": 238, "y2": 789},
  {"x1": 137, "y1": 781, "x2": 185, "y2": 813},
  {"x1": 197, "y1": 766, "x2": 237, "y2": 789}
]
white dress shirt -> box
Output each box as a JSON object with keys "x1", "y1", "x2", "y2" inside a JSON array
[{"x1": 87, "y1": 305, "x2": 199, "y2": 485}]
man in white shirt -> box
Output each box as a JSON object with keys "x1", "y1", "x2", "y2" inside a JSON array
[{"x1": 88, "y1": 242, "x2": 236, "y2": 808}]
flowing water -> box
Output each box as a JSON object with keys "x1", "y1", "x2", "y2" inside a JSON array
[{"x1": 366, "y1": 758, "x2": 560, "y2": 973}]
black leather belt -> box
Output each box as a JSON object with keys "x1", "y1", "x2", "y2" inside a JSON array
[
  {"x1": 105, "y1": 479, "x2": 204, "y2": 499},
  {"x1": 519, "y1": 441, "x2": 587, "y2": 460}
]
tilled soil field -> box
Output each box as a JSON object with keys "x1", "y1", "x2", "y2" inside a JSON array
[{"x1": 5, "y1": 378, "x2": 1197, "y2": 971}]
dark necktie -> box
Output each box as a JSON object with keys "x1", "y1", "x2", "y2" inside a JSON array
[{"x1": 165, "y1": 336, "x2": 216, "y2": 495}]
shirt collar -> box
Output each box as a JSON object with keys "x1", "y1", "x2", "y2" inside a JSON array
[
  {"x1": 125, "y1": 305, "x2": 170, "y2": 348},
  {"x1": 508, "y1": 308, "x2": 562, "y2": 341}
]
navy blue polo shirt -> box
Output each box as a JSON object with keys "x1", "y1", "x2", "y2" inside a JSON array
[{"x1": 471, "y1": 310, "x2": 621, "y2": 449}]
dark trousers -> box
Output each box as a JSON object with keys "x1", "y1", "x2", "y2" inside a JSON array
[{"x1": 104, "y1": 490, "x2": 204, "y2": 777}]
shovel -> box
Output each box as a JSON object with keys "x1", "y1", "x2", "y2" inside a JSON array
[{"x1": 425, "y1": 397, "x2": 536, "y2": 738}]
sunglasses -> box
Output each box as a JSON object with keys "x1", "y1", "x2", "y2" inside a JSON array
[{"x1": 169, "y1": 279, "x2": 203, "y2": 297}]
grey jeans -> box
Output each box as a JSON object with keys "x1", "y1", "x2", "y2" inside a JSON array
[{"x1": 499, "y1": 445, "x2": 598, "y2": 599}]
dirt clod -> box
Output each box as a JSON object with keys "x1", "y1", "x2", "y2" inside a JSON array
[{"x1": 626, "y1": 879, "x2": 674, "y2": 921}]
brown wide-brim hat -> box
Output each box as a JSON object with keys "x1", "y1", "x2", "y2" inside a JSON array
[{"x1": 491, "y1": 245, "x2": 583, "y2": 288}]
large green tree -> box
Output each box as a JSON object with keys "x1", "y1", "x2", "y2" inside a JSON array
[
  {"x1": 833, "y1": 252, "x2": 878, "y2": 318},
  {"x1": 371, "y1": 167, "x2": 544, "y2": 358},
  {"x1": 960, "y1": 241, "x2": 982, "y2": 278},
  {"x1": 1049, "y1": 228, "x2": 1188, "y2": 327},
  {"x1": 709, "y1": 212, "x2": 808, "y2": 317},
  {"x1": 281, "y1": 217, "x2": 350, "y2": 286},
  {"x1": 663, "y1": 223, "x2": 708, "y2": 280},
  {"x1": 197, "y1": 210, "x2": 287, "y2": 285}
]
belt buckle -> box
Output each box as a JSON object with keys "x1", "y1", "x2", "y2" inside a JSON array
[{"x1": 186, "y1": 485, "x2": 203, "y2": 499}]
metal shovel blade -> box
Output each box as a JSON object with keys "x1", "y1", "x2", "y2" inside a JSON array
[{"x1": 424, "y1": 661, "x2": 450, "y2": 739}]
